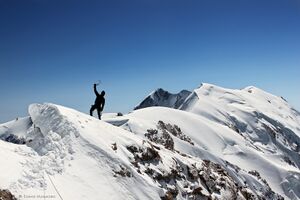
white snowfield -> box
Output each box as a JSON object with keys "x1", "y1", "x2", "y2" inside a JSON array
[{"x1": 0, "y1": 83, "x2": 299, "y2": 200}]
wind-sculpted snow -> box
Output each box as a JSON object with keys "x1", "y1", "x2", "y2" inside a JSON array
[
  {"x1": 28, "y1": 103, "x2": 80, "y2": 140},
  {"x1": 0, "y1": 83, "x2": 299, "y2": 199}
]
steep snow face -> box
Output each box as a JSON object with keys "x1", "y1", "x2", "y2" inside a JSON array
[{"x1": 134, "y1": 88, "x2": 191, "y2": 110}]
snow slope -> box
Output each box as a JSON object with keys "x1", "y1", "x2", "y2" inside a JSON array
[
  {"x1": 1, "y1": 104, "x2": 163, "y2": 200},
  {"x1": 0, "y1": 83, "x2": 299, "y2": 200},
  {"x1": 114, "y1": 83, "x2": 300, "y2": 199}
]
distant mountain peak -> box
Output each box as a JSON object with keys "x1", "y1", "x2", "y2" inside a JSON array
[{"x1": 134, "y1": 88, "x2": 191, "y2": 110}]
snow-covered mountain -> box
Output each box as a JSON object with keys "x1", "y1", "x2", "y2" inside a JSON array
[
  {"x1": 1, "y1": 83, "x2": 300, "y2": 200},
  {"x1": 134, "y1": 88, "x2": 191, "y2": 110}
]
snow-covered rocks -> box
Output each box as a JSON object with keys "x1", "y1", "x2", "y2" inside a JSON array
[{"x1": 0, "y1": 189, "x2": 17, "y2": 200}]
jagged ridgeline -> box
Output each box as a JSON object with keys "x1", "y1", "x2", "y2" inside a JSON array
[
  {"x1": 0, "y1": 83, "x2": 299, "y2": 199},
  {"x1": 134, "y1": 88, "x2": 191, "y2": 110}
]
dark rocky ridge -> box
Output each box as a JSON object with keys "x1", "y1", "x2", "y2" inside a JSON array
[{"x1": 134, "y1": 88, "x2": 191, "y2": 110}]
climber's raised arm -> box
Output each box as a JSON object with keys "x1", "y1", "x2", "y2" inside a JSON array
[{"x1": 94, "y1": 84, "x2": 100, "y2": 96}]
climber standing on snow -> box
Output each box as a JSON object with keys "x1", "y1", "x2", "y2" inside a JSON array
[{"x1": 90, "y1": 83, "x2": 105, "y2": 120}]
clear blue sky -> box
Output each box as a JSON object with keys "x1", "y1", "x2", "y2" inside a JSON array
[{"x1": 0, "y1": 0, "x2": 299, "y2": 123}]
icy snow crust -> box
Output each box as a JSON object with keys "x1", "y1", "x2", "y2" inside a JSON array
[{"x1": 0, "y1": 83, "x2": 299, "y2": 200}]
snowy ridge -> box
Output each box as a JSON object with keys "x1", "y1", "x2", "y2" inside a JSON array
[
  {"x1": 0, "y1": 83, "x2": 300, "y2": 200},
  {"x1": 184, "y1": 83, "x2": 300, "y2": 167},
  {"x1": 0, "y1": 104, "x2": 283, "y2": 200},
  {"x1": 114, "y1": 83, "x2": 300, "y2": 199}
]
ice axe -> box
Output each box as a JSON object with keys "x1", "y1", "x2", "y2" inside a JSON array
[{"x1": 94, "y1": 80, "x2": 102, "y2": 86}]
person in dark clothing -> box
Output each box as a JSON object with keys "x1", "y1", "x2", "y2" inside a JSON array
[{"x1": 90, "y1": 84, "x2": 105, "y2": 120}]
